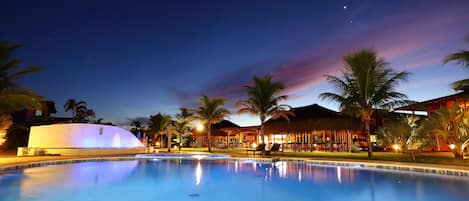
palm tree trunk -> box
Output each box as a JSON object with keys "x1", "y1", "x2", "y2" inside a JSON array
[
  {"x1": 208, "y1": 122, "x2": 212, "y2": 152},
  {"x1": 178, "y1": 132, "x2": 182, "y2": 151},
  {"x1": 366, "y1": 120, "x2": 373, "y2": 159},
  {"x1": 72, "y1": 109, "x2": 76, "y2": 123},
  {"x1": 159, "y1": 132, "x2": 163, "y2": 149},
  {"x1": 260, "y1": 117, "x2": 265, "y2": 144},
  {"x1": 167, "y1": 126, "x2": 171, "y2": 152}
]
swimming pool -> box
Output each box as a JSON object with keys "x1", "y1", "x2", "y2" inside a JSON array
[{"x1": 1, "y1": 159, "x2": 468, "y2": 201}]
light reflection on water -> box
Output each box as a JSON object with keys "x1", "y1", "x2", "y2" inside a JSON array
[
  {"x1": 195, "y1": 161, "x2": 202, "y2": 186},
  {"x1": 0, "y1": 160, "x2": 468, "y2": 201}
]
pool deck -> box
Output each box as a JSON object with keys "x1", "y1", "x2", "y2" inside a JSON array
[{"x1": 1, "y1": 150, "x2": 469, "y2": 176}]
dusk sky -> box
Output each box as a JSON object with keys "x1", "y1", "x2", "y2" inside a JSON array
[{"x1": 2, "y1": 0, "x2": 469, "y2": 126}]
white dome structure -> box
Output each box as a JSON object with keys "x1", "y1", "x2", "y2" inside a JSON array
[{"x1": 19, "y1": 123, "x2": 146, "y2": 156}]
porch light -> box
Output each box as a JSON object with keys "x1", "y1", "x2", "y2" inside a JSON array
[{"x1": 449, "y1": 144, "x2": 456, "y2": 150}]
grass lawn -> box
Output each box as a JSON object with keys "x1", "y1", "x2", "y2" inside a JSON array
[{"x1": 162, "y1": 147, "x2": 469, "y2": 167}]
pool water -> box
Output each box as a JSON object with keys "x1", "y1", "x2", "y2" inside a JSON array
[
  {"x1": 1, "y1": 159, "x2": 468, "y2": 201},
  {"x1": 135, "y1": 153, "x2": 231, "y2": 160}
]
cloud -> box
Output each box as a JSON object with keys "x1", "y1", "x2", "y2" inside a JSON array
[{"x1": 172, "y1": 1, "x2": 469, "y2": 109}]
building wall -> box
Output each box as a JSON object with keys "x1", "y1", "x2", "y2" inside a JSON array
[{"x1": 28, "y1": 123, "x2": 144, "y2": 148}]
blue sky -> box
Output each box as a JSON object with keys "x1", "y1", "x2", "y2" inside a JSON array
[{"x1": 1, "y1": 0, "x2": 469, "y2": 126}]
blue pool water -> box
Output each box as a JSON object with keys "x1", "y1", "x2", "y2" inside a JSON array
[
  {"x1": 1, "y1": 159, "x2": 468, "y2": 201},
  {"x1": 135, "y1": 153, "x2": 231, "y2": 159}
]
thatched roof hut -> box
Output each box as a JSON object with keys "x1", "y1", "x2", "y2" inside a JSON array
[
  {"x1": 192, "y1": 119, "x2": 257, "y2": 148},
  {"x1": 193, "y1": 120, "x2": 240, "y2": 136},
  {"x1": 265, "y1": 104, "x2": 361, "y2": 134}
]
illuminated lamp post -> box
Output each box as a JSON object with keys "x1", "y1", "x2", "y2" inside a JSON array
[
  {"x1": 195, "y1": 122, "x2": 205, "y2": 147},
  {"x1": 392, "y1": 144, "x2": 399, "y2": 153}
]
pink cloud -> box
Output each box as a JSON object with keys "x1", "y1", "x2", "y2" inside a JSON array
[{"x1": 175, "y1": 2, "x2": 469, "y2": 108}]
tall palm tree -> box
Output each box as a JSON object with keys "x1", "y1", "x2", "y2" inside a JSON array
[
  {"x1": 444, "y1": 35, "x2": 469, "y2": 91},
  {"x1": 64, "y1": 99, "x2": 87, "y2": 121},
  {"x1": 236, "y1": 75, "x2": 293, "y2": 144},
  {"x1": 320, "y1": 49, "x2": 411, "y2": 158},
  {"x1": 175, "y1": 107, "x2": 194, "y2": 150},
  {"x1": 0, "y1": 42, "x2": 42, "y2": 114},
  {"x1": 0, "y1": 42, "x2": 42, "y2": 146},
  {"x1": 193, "y1": 95, "x2": 230, "y2": 152},
  {"x1": 148, "y1": 113, "x2": 172, "y2": 148}
]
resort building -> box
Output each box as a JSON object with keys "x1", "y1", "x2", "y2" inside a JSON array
[
  {"x1": 7, "y1": 101, "x2": 72, "y2": 149},
  {"x1": 193, "y1": 120, "x2": 258, "y2": 148},
  {"x1": 264, "y1": 104, "x2": 362, "y2": 152},
  {"x1": 192, "y1": 104, "x2": 367, "y2": 152},
  {"x1": 397, "y1": 91, "x2": 469, "y2": 151},
  {"x1": 397, "y1": 91, "x2": 469, "y2": 114}
]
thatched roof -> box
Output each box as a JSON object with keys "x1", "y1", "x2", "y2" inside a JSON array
[
  {"x1": 265, "y1": 104, "x2": 360, "y2": 133},
  {"x1": 211, "y1": 120, "x2": 240, "y2": 130},
  {"x1": 193, "y1": 120, "x2": 240, "y2": 136}
]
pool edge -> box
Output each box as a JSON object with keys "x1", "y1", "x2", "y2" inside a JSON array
[{"x1": 2, "y1": 155, "x2": 469, "y2": 177}]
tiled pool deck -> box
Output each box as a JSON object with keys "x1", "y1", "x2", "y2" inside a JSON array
[{"x1": 2, "y1": 153, "x2": 469, "y2": 178}]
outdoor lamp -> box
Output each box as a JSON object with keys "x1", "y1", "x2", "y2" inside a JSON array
[
  {"x1": 392, "y1": 144, "x2": 399, "y2": 151},
  {"x1": 449, "y1": 144, "x2": 456, "y2": 150},
  {"x1": 196, "y1": 123, "x2": 204, "y2": 132}
]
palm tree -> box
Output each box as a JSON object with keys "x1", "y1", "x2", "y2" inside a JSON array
[
  {"x1": 130, "y1": 120, "x2": 143, "y2": 134},
  {"x1": 320, "y1": 49, "x2": 411, "y2": 158},
  {"x1": 193, "y1": 95, "x2": 230, "y2": 152},
  {"x1": 148, "y1": 113, "x2": 172, "y2": 148},
  {"x1": 175, "y1": 107, "x2": 194, "y2": 150},
  {"x1": 0, "y1": 42, "x2": 42, "y2": 146},
  {"x1": 64, "y1": 99, "x2": 87, "y2": 121},
  {"x1": 444, "y1": 35, "x2": 469, "y2": 91},
  {"x1": 236, "y1": 75, "x2": 293, "y2": 144},
  {"x1": 82, "y1": 109, "x2": 96, "y2": 122},
  {"x1": 0, "y1": 42, "x2": 42, "y2": 114}
]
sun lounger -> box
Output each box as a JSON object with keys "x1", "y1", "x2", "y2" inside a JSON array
[
  {"x1": 265, "y1": 143, "x2": 281, "y2": 156},
  {"x1": 246, "y1": 144, "x2": 266, "y2": 156}
]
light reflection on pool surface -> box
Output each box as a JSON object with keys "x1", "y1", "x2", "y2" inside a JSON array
[
  {"x1": 135, "y1": 153, "x2": 231, "y2": 160},
  {"x1": 1, "y1": 160, "x2": 468, "y2": 201}
]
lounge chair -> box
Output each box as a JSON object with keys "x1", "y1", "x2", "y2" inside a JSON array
[
  {"x1": 265, "y1": 143, "x2": 281, "y2": 156},
  {"x1": 246, "y1": 144, "x2": 266, "y2": 156}
]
